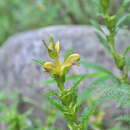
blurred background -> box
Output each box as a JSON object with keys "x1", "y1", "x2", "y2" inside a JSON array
[
  {"x1": 0, "y1": 0, "x2": 130, "y2": 46},
  {"x1": 0, "y1": 0, "x2": 130, "y2": 129}
]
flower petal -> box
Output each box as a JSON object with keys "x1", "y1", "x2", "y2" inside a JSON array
[
  {"x1": 55, "y1": 41, "x2": 60, "y2": 54},
  {"x1": 64, "y1": 53, "x2": 80, "y2": 67},
  {"x1": 43, "y1": 62, "x2": 56, "y2": 73}
]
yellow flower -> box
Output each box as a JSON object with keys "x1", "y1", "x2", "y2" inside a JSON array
[
  {"x1": 64, "y1": 54, "x2": 80, "y2": 66},
  {"x1": 43, "y1": 52, "x2": 80, "y2": 76},
  {"x1": 43, "y1": 53, "x2": 80, "y2": 76},
  {"x1": 44, "y1": 62, "x2": 56, "y2": 73},
  {"x1": 42, "y1": 37, "x2": 80, "y2": 76}
]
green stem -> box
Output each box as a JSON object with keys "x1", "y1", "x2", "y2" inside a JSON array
[
  {"x1": 56, "y1": 79, "x2": 82, "y2": 130},
  {"x1": 105, "y1": 15, "x2": 129, "y2": 84},
  {"x1": 110, "y1": 34, "x2": 129, "y2": 84},
  {"x1": 120, "y1": 69, "x2": 129, "y2": 84}
]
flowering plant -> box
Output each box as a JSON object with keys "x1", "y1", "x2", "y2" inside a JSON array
[{"x1": 34, "y1": 37, "x2": 106, "y2": 130}]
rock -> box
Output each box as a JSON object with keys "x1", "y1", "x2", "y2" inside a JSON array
[
  {"x1": 0, "y1": 25, "x2": 130, "y2": 96},
  {"x1": 0, "y1": 25, "x2": 130, "y2": 127}
]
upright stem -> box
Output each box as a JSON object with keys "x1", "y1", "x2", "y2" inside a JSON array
[
  {"x1": 110, "y1": 36, "x2": 128, "y2": 83},
  {"x1": 56, "y1": 79, "x2": 82, "y2": 130},
  {"x1": 104, "y1": 13, "x2": 129, "y2": 84}
]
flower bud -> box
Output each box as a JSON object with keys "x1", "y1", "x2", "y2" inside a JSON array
[{"x1": 55, "y1": 41, "x2": 60, "y2": 54}]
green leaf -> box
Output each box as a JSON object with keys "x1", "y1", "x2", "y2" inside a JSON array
[
  {"x1": 91, "y1": 20, "x2": 104, "y2": 33},
  {"x1": 77, "y1": 88, "x2": 94, "y2": 105},
  {"x1": 71, "y1": 75, "x2": 87, "y2": 90},
  {"x1": 45, "y1": 95, "x2": 65, "y2": 112},
  {"x1": 80, "y1": 60, "x2": 113, "y2": 75},
  {"x1": 126, "y1": 57, "x2": 130, "y2": 71},
  {"x1": 39, "y1": 73, "x2": 108, "y2": 86},
  {"x1": 81, "y1": 100, "x2": 97, "y2": 129},
  {"x1": 122, "y1": 0, "x2": 130, "y2": 6},
  {"x1": 116, "y1": 14, "x2": 130, "y2": 27},
  {"x1": 40, "y1": 79, "x2": 56, "y2": 86},
  {"x1": 70, "y1": 75, "x2": 87, "y2": 97},
  {"x1": 48, "y1": 91, "x2": 59, "y2": 97},
  {"x1": 95, "y1": 32, "x2": 112, "y2": 53},
  {"x1": 123, "y1": 46, "x2": 130, "y2": 56},
  {"x1": 32, "y1": 59, "x2": 45, "y2": 65},
  {"x1": 0, "y1": 115, "x2": 8, "y2": 122},
  {"x1": 90, "y1": 75, "x2": 115, "y2": 85}
]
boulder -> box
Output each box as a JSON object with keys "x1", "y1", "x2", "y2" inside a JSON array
[
  {"x1": 0, "y1": 25, "x2": 130, "y2": 128},
  {"x1": 0, "y1": 25, "x2": 130, "y2": 96}
]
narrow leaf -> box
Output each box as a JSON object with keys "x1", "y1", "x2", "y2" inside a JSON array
[
  {"x1": 116, "y1": 14, "x2": 130, "y2": 27},
  {"x1": 45, "y1": 95, "x2": 64, "y2": 111},
  {"x1": 91, "y1": 20, "x2": 104, "y2": 33},
  {"x1": 71, "y1": 75, "x2": 86, "y2": 90},
  {"x1": 81, "y1": 101, "x2": 97, "y2": 129},
  {"x1": 32, "y1": 59, "x2": 45, "y2": 65},
  {"x1": 95, "y1": 32, "x2": 112, "y2": 53},
  {"x1": 77, "y1": 88, "x2": 94, "y2": 105},
  {"x1": 90, "y1": 75, "x2": 115, "y2": 85},
  {"x1": 48, "y1": 91, "x2": 59, "y2": 97},
  {"x1": 80, "y1": 60, "x2": 113, "y2": 75},
  {"x1": 40, "y1": 73, "x2": 108, "y2": 86},
  {"x1": 124, "y1": 46, "x2": 130, "y2": 56}
]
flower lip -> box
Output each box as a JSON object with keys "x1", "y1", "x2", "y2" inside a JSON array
[
  {"x1": 43, "y1": 62, "x2": 56, "y2": 73},
  {"x1": 64, "y1": 53, "x2": 80, "y2": 67}
]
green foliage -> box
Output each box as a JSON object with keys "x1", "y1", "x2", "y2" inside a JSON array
[
  {"x1": 32, "y1": 59, "x2": 45, "y2": 65},
  {"x1": 86, "y1": 1, "x2": 130, "y2": 129},
  {"x1": 0, "y1": 0, "x2": 95, "y2": 46},
  {"x1": 91, "y1": 0, "x2": 130, "y2": 84},
  {"x1": 1, "y1": 0, "x2": 130, "y2": 130},
  {"x1": 34, "y1": 38, "x2": 108, "y2": 130},
  {"x1": 2, "y1": 0, "x2": 130, "y2": 47}
]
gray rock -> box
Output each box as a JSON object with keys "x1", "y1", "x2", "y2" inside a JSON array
[
  {"x1": 0, "y1": 25, "x2": 130, "y2": 128},
  {"x1": 0, "y1": 25, "x2": 130, "y2": 96}
]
